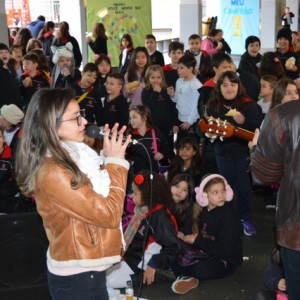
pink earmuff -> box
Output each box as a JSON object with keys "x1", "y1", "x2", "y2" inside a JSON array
[{"x1": 195, "y1": 174, "x2": 233, "y2": 207}]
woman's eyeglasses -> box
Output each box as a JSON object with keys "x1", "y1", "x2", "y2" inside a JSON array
[{"x1": 61, "y1": 110, "x2": 85, "y2": 126}]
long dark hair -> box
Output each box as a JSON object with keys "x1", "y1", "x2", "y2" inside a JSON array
[
  {"x1": 13, "y1": 28, "x2": 33, "y2": 55},
  {"x1": 270, "y1": 78, "x2": 298, "y2": 108},
  {"x1": 56, "y1": 21, "x2": 70, "y2": 39},
  {"x1": 127, "y1": 47, "x2": 151, "y2": 82},
  {"x1": 16, "y1": 88, "x2": 85, "y2": 196},
  {"x1": 93, "y1": 23, "x2": 107, "y2": 40},
  {"x1": 133, "y1": 170, "x2": 172, "y2": 210},
  {"x1": 208, "y1": 71, "x2": 248, "y2": 112},
  {"x1": 169, "y1": 174, "x2": 194, "y2": 227},
  {"x1": 258, "y1": 51, "x2": 286, "y2": 80},
  {"x1": 168, "y1": 137, "x2": 206, "y2": 183},
  {"x1": 38, "y1": 21, "x2": 55, "y2": 40},
  {"x1": 120, "y1": 34, "x2": 133, "y2": 50},
  {"x1": 128, "y1": 105, "x2": 153, "y2": 132}
]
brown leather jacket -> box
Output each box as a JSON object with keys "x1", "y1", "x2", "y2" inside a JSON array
[
  {"x1": 250, "y1": 100, "x2": 300, "y2": 251},
  {"x1": 35, "y1": 157, "x2": 129, "y2": 267}
]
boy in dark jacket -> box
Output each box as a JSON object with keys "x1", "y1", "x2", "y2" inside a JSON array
[
  {"x1": 163, "y1": 41, "x2": 184, "y2": 89},
  {"x1": 70, "y1": 62, "x2": 104, "y2": 126},
  {"x1": 145, "y1": 34, "x2": 165, "y2": 67},
  {"x1": 102, "y1": 72, "x2": 129, "y2": 129},
  {"x1": 19, "y1": 52, "x2": 49, "y2": 108}
]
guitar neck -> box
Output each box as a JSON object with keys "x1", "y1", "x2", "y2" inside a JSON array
[{"x1": 233, "y1": 126, "x2": 254, "y2": 141}]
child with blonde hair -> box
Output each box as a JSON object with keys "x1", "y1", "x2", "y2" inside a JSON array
[{"x1": 142, "y1": 64, "x2": 178, "y2": 149}]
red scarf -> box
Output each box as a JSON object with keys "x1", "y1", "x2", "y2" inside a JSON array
[
  {"x1": 0, "y1": 144, "x2": 12, "y2": 159},
  {"x1": 43, "y1": 32, "x2": 52, "y2": 38}
]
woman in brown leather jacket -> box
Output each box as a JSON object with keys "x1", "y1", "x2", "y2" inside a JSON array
[{"x1": 15, "y1": 88, "x2": 131, "y2": 300}]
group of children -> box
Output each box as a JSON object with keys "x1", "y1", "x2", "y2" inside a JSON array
[
  {"x1": 2, "y1": 23, "x2": 297, "y2": 298},
  {"x1": 106, "y1": 169, "x2": 243, "y2": 296}
]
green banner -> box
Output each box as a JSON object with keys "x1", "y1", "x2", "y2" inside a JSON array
[{"x1": 86, "y1": 0, "x2": 152, "y2": 67}]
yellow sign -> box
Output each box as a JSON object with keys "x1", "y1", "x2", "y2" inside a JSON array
[{"x1": 86, "y1": 1, "x2": 152, "y2": 67}]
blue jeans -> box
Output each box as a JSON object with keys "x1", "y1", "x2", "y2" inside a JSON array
[
  {"x1": 216, "y1": 156, "x2": 252, "y2": 221},
  {"x1": 48, "y1": 270, "x2": 109, "y2": 300},
  {"x1": 280, "y1": 247, "x2": 300, "y2": 300}
]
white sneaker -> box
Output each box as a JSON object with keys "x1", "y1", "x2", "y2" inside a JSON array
[{"x1": 171, "y1": 276, "x2": 199, "y2": 294}]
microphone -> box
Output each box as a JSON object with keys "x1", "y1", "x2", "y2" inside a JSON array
[{"x1": 86, "y1": 125, "x2": 136, "y2": 144}]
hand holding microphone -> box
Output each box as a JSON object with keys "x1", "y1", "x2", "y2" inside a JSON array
[
  {"x1": 104, "y1": 124, "x2": 131, "y2": 159},
  {"x1": 88, "y1": 124, "x2": 131, "y2": 159}
]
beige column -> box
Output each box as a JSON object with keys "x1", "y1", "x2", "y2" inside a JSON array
[
  {"x1": 286, "y1": 0, "x2": 299, "y2": 32},
  {"x1": 0, "y1": 0, "x2": 8, "y2": 45},
  {"x1": 59, "y1": 0, "x2": 87, "y2": 68},
  {"x1": 260, "y1": 0, "x2": 278, "y2": 52},
  {"x1": 179, "y1": 0, "x2": 202, "y2": 49}
]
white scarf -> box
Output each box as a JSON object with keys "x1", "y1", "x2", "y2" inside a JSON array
[
  {"x1": 61, "y1": 141, "x2": 110, "y2": 196},
  {"x1": 61, "y1": 141, "x2": 126, "y2": 249}
]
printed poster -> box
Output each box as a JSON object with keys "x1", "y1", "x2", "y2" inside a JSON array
[
  {"x1": 86, "y1": 0, "x2": 152, "y2": 67},
  {"x1": 220, "y1": 0, "x2": 260, "y2": 55}
]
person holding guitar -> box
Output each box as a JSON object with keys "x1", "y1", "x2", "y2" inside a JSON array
[{"x1": 206, "y1": 71, "x2": 263, "y2": 236}]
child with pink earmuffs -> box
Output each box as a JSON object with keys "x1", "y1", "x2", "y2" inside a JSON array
[{"x1": 171, "y1": 174, "x2": 243, "y2": 295}]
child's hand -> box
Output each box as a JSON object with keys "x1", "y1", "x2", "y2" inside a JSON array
[
  {"x1": 177, "y1": 231, "x2": 185, "y2": 240},
  {"x1": 167, "y1": 86, "x2": 175, "y2": 96},
  {"x1": 23, "y1": 76, "x2": 32, "y2": 87},
  {"x1": 153, "y1": 84, "x2": 162, "y2": 93},
  {"x1": 232, "y1": 112, "x2": 245, "y2": 125},
  {"x1": 180, "y1": 122, "x2": 191, "y2": 131},
  {"x1": 172, "y1": 126, "x2": 179, "y2": 134},
  {"x1": 217, "y1": 42, "x2": 223, "y2": 50},
  {"x1": 183, "y1": 233, "x2": 197, "y2": 244},
  {"x1": 61, "y1": 67, "x2": 71, "y2": 77},
  {"x1": 154, "y1": 152, "x2": 164, "y2": 161},
  {"x1": 278, "y1": 278, "x2": 286, "y2": 291},
  {"x1": 143, "y1": 266, "x2": 156, "y2": 285}
]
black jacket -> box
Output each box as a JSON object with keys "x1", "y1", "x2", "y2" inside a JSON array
[
  {"x1": 193, "y1": 204, "x2": 243, "y2": 267},
  {"x1": 238, "y1": 51, "x2": 262, "y2": 80},
  {"x1": 0, "y1": 60, "x2": 23, "y2": 109},
  {"x1": 142, "y1": 88, "x2": 178, "y2": 137},
  {"x1": 150, "y1": 50, "x2": 165, "y2": 67},
  {"x1": 88, "y1": 37, "x2": 108, "y2": 55},
  {"x1": 207, "y1": 97, "x2": 263, "y2": 158},
  {"x1": 40, "y1": 34, "x2": 54, "y2": 69},
  {"x1": 127, "y1": 128, "x2": 173, "y2": 174},
  {"x1": 70, "y1": 83, "x2": 104, "y2": 126},
  {"x1": 102, "y1": 94, "x2": 129, "y2": 129},
  {"x1": 95, "y1": 75, "x2": 108, "y2": 99},
  {"x1": 163, "y1": 64, "x2": 179, "y2": 89},
  {"x1": 119, "y1": 48, "x2": 134, "y2": 75},
  {"x1": 19, "y1": 71, "x2": 50, "y2": 106},
  {"x1": 238, "y1": 52, "x2": 262, "y2": 100},
  {"x1": 124, "y1": 205, "x2": 181, "y2": 273}
]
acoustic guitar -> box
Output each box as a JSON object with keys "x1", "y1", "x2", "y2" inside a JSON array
[{"x1": 198, "y1": 116, "x2": 254, "y2": 141}]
